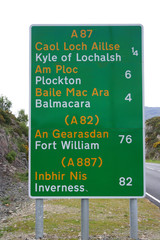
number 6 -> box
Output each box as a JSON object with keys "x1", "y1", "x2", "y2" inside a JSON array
[{"x1": 125, "y1": 70, "x2": 131, "y2": 79}]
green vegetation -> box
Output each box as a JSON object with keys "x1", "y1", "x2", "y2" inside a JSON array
[
  {"x1": 0, "y1": 199, "x2": 160, "y2": 239},
  {"x1": 0, "y1": 95, "x2": 28, "y2": 128},
  {"x1": 15, "y1": 171, "x2": 28, "y2": 181},
  {"x1": 0, "y1": 196, "x2": 11, "y2": 206},
  {"x1": 145, "y1": 116, "x2": 160, "y2": 160},
  {"x1": 0, "y1": 95, "x2": 12, "y2": 112},
  {"x1": 13, "y1": 123, "x2": 28, "y2": 137},
  {"x1": 0, "y1": 226, "x2": 16, "y2": 238},
  {"x1": 146, "y1": 159, "x2": 160, "y2": 164},
  {"x1": 0, "y1": 95, "x2": 29, "y2": 163},
  {"x1": 17, "y1": 109, "x2": 28, "y2": 124},
  {"x1": 5, "y1": 150, "x2": 16, "y2": 163},
  {"x1": 0, "y1": 109, "x2": 12, "y2": 125},
  {"x1": 19, "y1": 122, "x2": 28, "y2": 137},
  {"x1": 18, "y1": 142, "x2": 26, "y2": 153}
]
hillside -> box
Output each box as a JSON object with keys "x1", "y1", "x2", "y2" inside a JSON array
[
  {"x1": 0, "y1": 109, "x2": 28, "y2": 219},
  {"x1": 145, "y1": 116, "x2": 160, "y2": 160},
  {"x1": 145, "y1": 107, "x2": 160, "y2": 120}
]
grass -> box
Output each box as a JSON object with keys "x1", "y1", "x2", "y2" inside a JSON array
[
  {"x1": 14, "y1": 171, "x2": 28, "y2": 181},
  {"x1": 0, "y1": 226, "x2": 16, "y2": 239},
  {"x1": 146, "y1": 159, "x2": 160, "y2": 164},
  {"x1": 0, "y1": 196, "x2": 11, "y2": 206},
  {"x1": 0, "y1": 198, "x2": 160, "y2": 239}
]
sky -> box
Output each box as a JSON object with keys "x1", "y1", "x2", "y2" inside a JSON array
[{"x1": 1, "y1": 0, "x2": 160, "y2": 116}]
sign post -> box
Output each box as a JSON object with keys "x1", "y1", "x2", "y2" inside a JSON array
[
  {"x1": 81, "y1": 199, "x2": 89, "y2": 240},
  {"x1": 35, "y1": 199, "x2": 43, "y2": 239},
  {"x1": 130, "y1": 198, "x2": 138, "y2": 239}
]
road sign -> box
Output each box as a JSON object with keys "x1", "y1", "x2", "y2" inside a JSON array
[{"x1": 29, "y1": 25, "x2": 144, "y2": 198}]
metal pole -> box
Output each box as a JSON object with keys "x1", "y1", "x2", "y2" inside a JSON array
[
  {"x1": 81, "y1": 199, "x2": 89, "y2": 240},
  {"x1": 36, "y1": 199, "x2": 43, "y2": 239},
  {"x1": 130, "y1": 198, "x2": 138, "y2": 239}
]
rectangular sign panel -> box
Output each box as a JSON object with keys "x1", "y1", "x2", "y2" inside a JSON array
[{"x1": 29, "y1": 25, "x2": 144, "y2": 198}]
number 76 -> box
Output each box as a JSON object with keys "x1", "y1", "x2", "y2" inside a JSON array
[{"x1": 118, "y1": 135, "x2": 132, "y2": 144}]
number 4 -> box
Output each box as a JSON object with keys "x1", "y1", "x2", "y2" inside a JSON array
[{"x1": 125, "y1": 93, "x2": 132, "y2": 102}]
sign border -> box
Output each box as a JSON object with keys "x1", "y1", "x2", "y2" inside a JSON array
[{"x1": 29, "y1": 24, "x2": 145, "y2": 199}]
